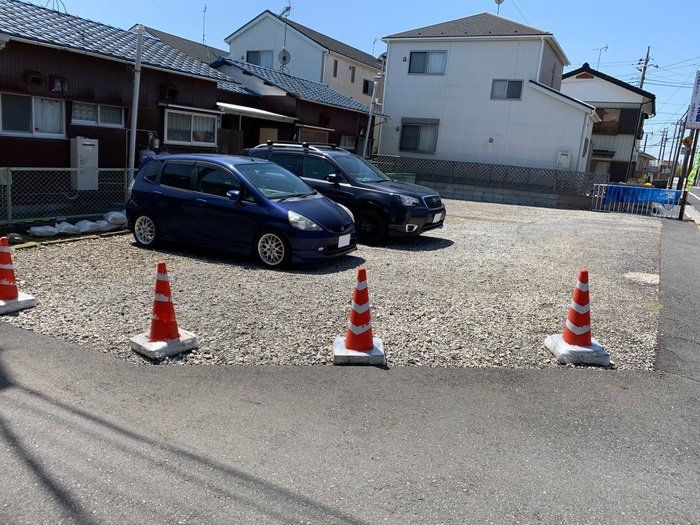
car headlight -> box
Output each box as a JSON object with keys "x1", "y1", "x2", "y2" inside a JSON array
[
  {"x1": 337, "y1": 203, "x2": 354, "y2": 222},
  {"x1": 394, "y1": 194, "x2": 420, "y2": 206},
  {"x1": 288, "y1": 210, "x2": 322, "y2": 231}
]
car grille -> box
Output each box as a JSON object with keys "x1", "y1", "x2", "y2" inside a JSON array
[
  {"x1": 423, "y1": 195, "x2": 442, "y2": 209},
  {"x1": 328, "y1": 221, "x2": 354, "y2": 234}
]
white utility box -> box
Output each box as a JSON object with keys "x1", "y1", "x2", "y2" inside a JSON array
[{"x1": 70, "y1": 137, "x2": 99, "y2": 190}]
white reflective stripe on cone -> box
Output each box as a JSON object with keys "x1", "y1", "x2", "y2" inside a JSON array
[
  {"x1": 576, "y1": 281, "x2": 589, "y2": 292},
  {"x1": 153, "y1": 294, "x2": 172, "y2": 302},
  {"x1": 565, "y1": 319, "x2": 591, "y2": 335},
  {"x1": 0, "y1": 279, "x2": 15, "y2": 286},
  {"x1": 347, "y1": 322, "x2": 371, "y2": 335},
  {"x1": 0, "y1": 264, "x2": 14, "y2": 270},
  {"x1": 156, "y1": 273, "x2": 170, "y2": 282},
  {"x1": 0, "y1": 247, "x2": 11, "y2": 253},
  {"x1": 355, "y1": 280, "x2": 367, "y2": 291},
  {"x1": 351, "y1": 300, "x2": 370, "y2": 313},
  {"x1": 570, "y1": 301, "x2": 590, "y2": 314}
]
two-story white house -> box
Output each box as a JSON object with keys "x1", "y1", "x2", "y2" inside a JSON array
[
  {"x1": 224, "y1": 10, "x2": 382, "y2": 107},
  {"x1": 561, "y1": 63, "x2": 656, "y2": 182},
  {"x1": 379, "y1": 13, "x2": 598, "y2": 172}
]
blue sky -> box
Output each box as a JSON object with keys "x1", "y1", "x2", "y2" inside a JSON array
[{"x1": 35, "y1": 0, "x2": 700, "y2": 160}]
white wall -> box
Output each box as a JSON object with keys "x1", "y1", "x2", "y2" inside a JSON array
[
  {"x1": 561, "y1": 76, "x2": 646, "y2": 104},
  {"x1": 226, "y1": 14, "x2": 324, "y2": 82},
  {"x1": 324, "y1": 52, "x2": 377, "y2": 105},
  {"x1": 380, "y1": 38, "x2": 591, "y2": 170}
]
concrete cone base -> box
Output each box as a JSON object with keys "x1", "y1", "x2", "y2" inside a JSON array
[
  {"x1": 333, "y1": 336, "x2": 386, "y2": 365},
  {"x1": 545, "y1": 334, "x2": 610, "y2": 367},
  {"x1": 130, "y1": 329, "x2": 198, "y2": 360},
  {"x1": 0, "y1": 292, "x2": 37, "y2": 315}
]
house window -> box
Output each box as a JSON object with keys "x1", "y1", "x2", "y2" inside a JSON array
[
  {"x1": 350, "y1": 65, "x2": 356, "y2": 83},
  {"x1": 333, "y1": 59, "x2": 338, "y2": 78},
  {"x1": 593, "y1": 108, "x2": 621, "y2": 135},
  {"x1": 408, "y1": 51, "x2": 447, "y2": 75},
  {"x1": 491, "y1": 80, "x2": 523, "y2": 100},
  {"x1": 246, "y1": 50, "x2": 273, "y2": 68},
  {"x1": 0, "y1": 93, "x2": 65, "y2": 137},
  {"x1": 71, "y1": 102, "x2": 125, "y2": 127},
  {"x1": 164, "y1": 110, "x2": 217, "y2": 146},
  {"x1": 339, "y1": 135, "x2": 358, "y2": 151},
  {"x1": 399, "y1": 119, "x2": 439, "y2": 153},
  {"x1": 362, "y1": 80, "x2": 374, "y2": 96}
]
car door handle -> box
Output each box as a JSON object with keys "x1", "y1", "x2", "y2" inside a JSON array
[{"x1": 195, "y1": 198, "x2": 207, "y2": 207}]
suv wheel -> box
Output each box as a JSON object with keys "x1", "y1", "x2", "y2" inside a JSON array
[
  {"x1": 357, "y1": 209, "x2": 387, "y2": 245},
  {"x1": 255, "y1": 231, "x2": 290, "y2": 268},
  {"x1": 133, "y1": 214, "x2": 158, "y2": 247}
]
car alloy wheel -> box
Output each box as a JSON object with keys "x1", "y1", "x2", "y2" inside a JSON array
[
  {"x1": 257, "y1": 232, "x2": 287, "y2": 267},
  {"x1": 134, "y1": 215, "x2": 157, "y2": 246},
  {"x1": 357, "y1": 210, "x2": 387, "y2": 245}
]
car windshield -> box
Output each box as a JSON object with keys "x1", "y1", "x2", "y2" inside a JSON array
[
  {"x1": 236, "y1": 162, "x2": 314, "y2": 200},
  {"x1": 333, "y1": 155, "x2": 391, "y2": 183}
]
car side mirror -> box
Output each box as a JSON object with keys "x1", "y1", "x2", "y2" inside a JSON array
[
  {"x1": 226, "y1": 189, "x2": 241, "y2": 201},
  {"x1": 327, "y1": 173, "x2": 341, "y2": 185}
]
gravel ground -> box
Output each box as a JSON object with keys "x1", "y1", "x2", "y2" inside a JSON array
[{"x1": 2, "y1": 199, "x2": 661, "y2": 369}]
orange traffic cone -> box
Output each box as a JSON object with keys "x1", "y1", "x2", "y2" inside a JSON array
[
  {"x1": 545, "y1": 270, "x2": 610, "y2": 366},
  {"x1": 0, "y1": 236, "x2": 36, "y2": 315},
  {"x1": 130, "y1": 261, "x2": 198, "y2": 360},
  {"x1": 333, "y1": 267, "x2": 385, "y2": 365}
]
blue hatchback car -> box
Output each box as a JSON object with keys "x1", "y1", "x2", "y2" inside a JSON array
[{"x1": 126, "y1": 154, "x2": 356, "y2": 267}]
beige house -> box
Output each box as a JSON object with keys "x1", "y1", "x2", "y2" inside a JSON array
[{"x1": 224, "y1": 10, "x2": 382, "y2": 108}]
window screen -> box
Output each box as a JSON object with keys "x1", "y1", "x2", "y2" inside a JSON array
[
  {"x1": 247, "y1": 50, "x2": 273, "y2": 68},
  {"x1": 400, "y1": 123, "x2": 438, "y2": 153},
  {"x1": 160, "y1": 163, "x2": 193, "y2": 190},
  {"x1": 491, "y1": 80, "x2": 522, "y2": 100},
  {"x1": 100, "y1": 105, "x2": 123, "y2": 126},
  {"x1": 72, "y1": 102, "x2": 98, "y2": 124},
  {"x1": 1, "y1": 94, "x2": 32, "y2": 133},
  {"x1": 33, "y1": 97, "x2": 63, "y2": 134},
  {"x1": 409, "y1": 51, "x2": 446, "y2": 74}
]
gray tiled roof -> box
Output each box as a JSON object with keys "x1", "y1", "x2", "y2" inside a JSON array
[
  {"x1": 217, "y1": 80, "x2": 258, "y2": 96},
  {"x1": 218, "y1": 59, "x2": 371, "y2": 114},
  {"x1": 386, "y1": 12, "x2": 550, "y2": 39},
  {"x1": 265, "y1": 11, "x2": 382, "y2": 69},
  {"x1": 142, "y1": 25, "x2": 227, "y2": 65},
  {"x1": 0, "y1": 0, "x2": 231, "y2": 81}
]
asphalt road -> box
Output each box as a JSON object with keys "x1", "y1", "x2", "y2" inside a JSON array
[{"x1": 1, "y1": 220, "x2": 699, "y2": 524}]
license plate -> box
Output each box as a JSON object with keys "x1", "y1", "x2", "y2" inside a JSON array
[
  {"x1": 338, "y1": 234, "x2": 351, "y2": 248},
  {"x1": 432, "y1": 212, "x2": 443, "y2": 224}
]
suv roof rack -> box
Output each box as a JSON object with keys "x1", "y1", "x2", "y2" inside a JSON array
[{"x1": 253, "y1": 141, "x2": 350, "y2": 154}]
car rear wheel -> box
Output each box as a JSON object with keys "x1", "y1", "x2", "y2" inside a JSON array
[
  {"x1": 255, "y1": 231, "x2": 290, "y2": 268},
  {"x1": 133, "y1": 214, "x2": 158, "y2": 247},
  {"x1": 357, "y1": 209, "x2": 387, "y2": 245}
]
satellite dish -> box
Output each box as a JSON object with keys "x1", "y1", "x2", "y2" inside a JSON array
[
  {"x1": 495, "y1": 0, "x2": 505, "y2": 14},
  {"x1": 279, "y1": 49, "x2": 292, "y2": 66},
  {"x1": 495, "y1": 0, "x2": 505, "y2": 4}
]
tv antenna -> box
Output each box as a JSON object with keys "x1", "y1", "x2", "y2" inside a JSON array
[
  {"x1": 279, "y1": 1, "x2": 291, "y2": 18},
  {"x1": 495, "y1": 0, "x2": 505, "y2": 15},
  {"x1": 202, "y1": 4, "x2": 207, "y2": 44},
  {"x1": 45, "y1": 0, "x2": 67, "y2": 12},
  {"x1": 593, "y1": 44, "x2": 608, "y2": 69}
]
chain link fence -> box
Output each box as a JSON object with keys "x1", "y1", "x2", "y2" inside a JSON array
[
  {"x1": 370, "y1": 155, "x2": 609, "y2": 196},
  {"x1": 0, "y1": 168, "x2": 129, "y2": 226}
]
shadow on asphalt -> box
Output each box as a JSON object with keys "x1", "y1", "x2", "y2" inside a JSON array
[
  {"x1": 129, "y1": 240, "x2": 366, "y2": 275},
  {"x1": 0, "y1": 351, "x2": 367, "y2": 524}
]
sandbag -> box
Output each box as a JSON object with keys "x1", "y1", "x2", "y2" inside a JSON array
[
  {"x1": 28, "y1": 225, "x2": 58, "y2": 237},
  {"x1": 104, "y1": 211, "x2": 127, "y2": 226},
  {"x1": 95, "y1": 220, "x2": 120, "y2": 232},
  {"x1": 55, "y1": 221, "x2": 80, "y2": 235},
  {"x1": 75, "y1": 220, "x2": 101, "y2": 233}
]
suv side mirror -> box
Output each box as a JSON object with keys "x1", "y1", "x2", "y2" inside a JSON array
[
  {"x1": 326, "y1": 173, "x2": 341, "y2": 186},
  {"x1": 226, "y1": 189, "x2": 242, "y2": 201}
]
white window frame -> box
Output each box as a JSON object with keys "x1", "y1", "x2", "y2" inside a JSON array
[
  {"x1": 164, "y1": 109, "x2": 218, "y2": 147},
  {"x1": 0, "y1": 92, "x2": 66, "y2": 139},
  {"x1": 491, "y1": 79, "x2": 523, "y2": 101},
  {"x1": 246, "y1": 50, "x2": 274, "y2": 68},
  {"x1": 71, "y1": 102, "x2": 125, "y2": 128},
  {"x1": 408, "y1": 51, "x2": 448, "y2": 75}
]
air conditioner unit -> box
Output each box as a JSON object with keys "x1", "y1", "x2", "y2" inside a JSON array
[{"x1": 70, "y1": 138, "x2": 99, "y2": 190}]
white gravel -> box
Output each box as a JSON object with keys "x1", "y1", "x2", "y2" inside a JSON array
[{"x1": 2, "y1": 199, "x2": 661, "y2": 369}]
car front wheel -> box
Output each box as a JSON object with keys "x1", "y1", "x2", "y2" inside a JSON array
[
  {"x1": 133, "y1": 214, "x2": 158, "y2": 247},
  {"x1": 255, "y1": 231, "x2": 290, "y2": 268},
  {"x1": 357, "y1": 209, "x2": 387, "y2": 245}
]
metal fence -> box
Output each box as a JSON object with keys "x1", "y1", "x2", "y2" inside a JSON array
[
  {"x1": 370, "y1": 155, "x2": 609, "y2": 196},
  {"x1": 591, "y1": 184, "x2": 683, "y2": 219},
  {"x1": 0, "y1": 168, "x2": 129, "y2": 226}
]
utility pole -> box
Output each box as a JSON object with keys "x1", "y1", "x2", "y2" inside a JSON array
[
  {"x1": 658, "y1": 128, "x2": 668, "y2": 168},
  {"x1": 128, "y1": 24, "x2": 144, "y2": 178},
  {"x1": 363, "y1": 79, "x2": 378, "y2": 158},
  {"x1": 638, "y1": 45, "x2": 651, "y2": 89},
  {"x1": 667, "y1": 120, "x2": 679, "y2": 179},
  {"x1": 643, "y1": 131, "x2": 651, "y2": 152},
  {"x1": 669, "y1": 114, "x2": 687, "y2": 188}
]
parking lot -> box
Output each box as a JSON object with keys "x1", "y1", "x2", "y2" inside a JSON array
[{"x1": 3, "y1": 199, "x2": 661, "y2": 369}]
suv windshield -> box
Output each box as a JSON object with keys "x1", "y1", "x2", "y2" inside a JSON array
[
  {"x1": 236, "y1": 162, "x2": 314, "y2": 200},
  {"x1": 333, "y1": 155, "x2": 391, "y2": 183}
]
